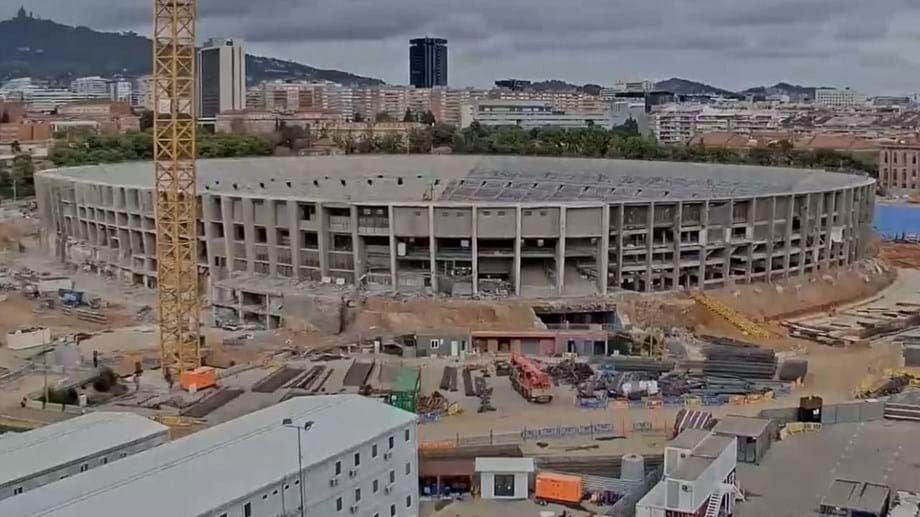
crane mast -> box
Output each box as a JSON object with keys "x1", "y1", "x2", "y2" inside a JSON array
[{"x1": 152, "y1": 0, "x2": 201, "y2": 380}]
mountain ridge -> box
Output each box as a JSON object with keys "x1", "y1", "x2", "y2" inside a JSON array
[{"x1": 0, "y1": 11, "x2": 385, "y2": 86}]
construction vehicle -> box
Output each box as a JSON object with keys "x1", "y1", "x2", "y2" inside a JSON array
[
  {"x1": 153, "y1": 0, "x2": 202, "y2": 380},
  {"x1": 510, "y1": 353, "x2": 553, "y2": 403}
]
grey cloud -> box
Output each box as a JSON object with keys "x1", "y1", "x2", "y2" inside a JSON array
[{"x1": 5, "y1": 0, "x2": 920, "y2": 93}]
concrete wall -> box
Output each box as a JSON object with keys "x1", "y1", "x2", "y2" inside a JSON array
[
  {"x1": 5, "y1": 328, "x2": 52, "y2": 351},
  {"x1": 210, "y1": 422, "x2": 418, "y2": 517}
]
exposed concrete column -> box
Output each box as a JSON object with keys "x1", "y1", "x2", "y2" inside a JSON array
[
  {"x1": 841, "y1": 188, "x2": 855, "y2": 264},
  {"x1": 824, "y1": 191, "x2": 836, "y2": 270},
  {"x1": 472, "y1": 207, "x2": 479, "y2": 297},
  {"x1": 220, "y1": 197, "x2": 235, "y2": 272},
  {"x1": 388, "y1": 205, "x2": 398, "y2": 288},
  {"x1": 722, "y1": 200, "x2": 732, "y2": 283},
  {"x1": 699, "y1": 201, "x2": 709, "y2": 289},
  {"x1": 646, "y1": 202, "x2": 654, "y2": 293},
  {"x1": 428, "y1": 205, "x2": 438, "y2": 293},
  {"x1": 351, "y1": 205, "x2": 364, "y2": 284},
  {"x1": 600, "y1": 204, "x2": 610, "y2": 295},
  {"x1": 317, "y1": 202, "x2": 328, "y2": 278},
  {"x1": 514, "y1": 206, "x2": 522, "y2": 297},
  {"x1": 242, "y1": 198, "x2": 256, "y2": 274},
  {"x1": 746, "y1": 199, "x2": 755, "y2": 284},
  {"x1": 673, "y1": 202, "x2": 682, "y2": 289},
  {"x1": 266, "y1": 201, "x2": 280, "y2": 276},
  {"x1": 557, "y1": 206, "x2": 567, "y2": 295},
  {"x1": 287, "y1": 200, "x2": 303, "y2": 280},
  {"x1": 201, "y1": 194, "x2": 217, "y2": 274},
  {"x1": 800, "y1": 193, "x2": 811, "y2": 277},
  {"x1": 616, "y1": 204, "x2": 624, "y2": 289},
  {"x1": 783, "y1": 194, "x2": 794, "y2": 279},
  {"x1": 765, "y1": 197, "x2": 776, "y2": 280}
]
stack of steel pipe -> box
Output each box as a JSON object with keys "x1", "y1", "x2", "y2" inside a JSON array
[
  {"x1": 701, "y1": 343, "x2": 777, "y2": 380},
  {"x1": 601, "y1": 356, "x2": 676, "y2": 375}
]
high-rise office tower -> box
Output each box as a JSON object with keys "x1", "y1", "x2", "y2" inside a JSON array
[
  {"x1": 409, "y1": 38, "x2": 447, "y2": 88},
  {"x1": 197, "y1": 38, "x2": 246, "y2": 119}
]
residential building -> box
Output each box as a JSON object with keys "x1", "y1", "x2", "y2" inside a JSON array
[
  {"x1": 636, "y1": 429, "x2": 739, "y2": 517},
  {"x1": 610, "y1": 80, "x2": 655, "y2": 94},
  {"x1": 652, "y1": 104, "x2": 701, "y2": 144},
  {"x1": 106, "y1": 78, "x2": 133, "y2": 103},
  {"x1": 815, "y1": 88, "x2": 866, "y2": 108},
  {"x1": 0, "y1": 79, "x2": 99, "y2": 113},
  {"x1": 69, "y1": 77, "x2": 109, "y2": 98},
  {"x1": 132, "y1": 75, "x2": 154, "y2": 110},
  {"x1": 461, "y1": 99, "x2": 613, "y2": 129},
  {"x1": 56, "y1": 101, "x2": 141, "y2": 133},
  {"x1": 409, "y1": 37, "x2": 448, "y2": 88},
  {"x1": 259, "y1": 80, "x2": 331, "y2": 112},
  {"x1": 215, "y1": 109, "x2": 345, "y2": 135},
  {"x1": 879, "y1": 142, "x2": 920, "y2": 192},
  {"x1": 198, "y1": 38, "x2": 246, "y2": 119},
  {"x1": 0, "y1": 412, "x2": 169, "y2": 501},
  {"x1": 0, "y1": 395, "x2": 419, "y2": 517},
  {"x1": 652, "y1": 104, "x2": 787, "y2": 144}
]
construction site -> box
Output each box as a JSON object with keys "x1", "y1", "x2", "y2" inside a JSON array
[{"x1": 4, "y1": 1, "x2": 920, "y2": 515}]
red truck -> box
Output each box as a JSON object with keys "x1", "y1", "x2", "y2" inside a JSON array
[{"x1": 510, "y1": 353, "x2": 553, "y2": 403}]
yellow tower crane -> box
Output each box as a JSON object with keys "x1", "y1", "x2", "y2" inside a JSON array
[{"x1": 152, "y1": 0, "x2": 201, "y2": 380}]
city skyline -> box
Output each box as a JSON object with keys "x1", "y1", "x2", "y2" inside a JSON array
[{"x1": 3, "y1": 1, "x2": 920, "y2": 94}]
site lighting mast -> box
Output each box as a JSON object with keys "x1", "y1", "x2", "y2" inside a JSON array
[{"x1": 152, "y1": 0, "x2": 201, "y2": 380}]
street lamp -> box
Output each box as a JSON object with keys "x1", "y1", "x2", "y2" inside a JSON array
[{"x1": 282, "y1": 418, "x2": 314, "y2": 517}]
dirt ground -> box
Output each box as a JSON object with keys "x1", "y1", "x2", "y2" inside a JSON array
[{"x1": 880, "y1": 241, "x2": 920, "y2": 269}]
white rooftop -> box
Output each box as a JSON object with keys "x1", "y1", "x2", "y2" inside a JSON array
[
  {"x1": 475, "y1": 457, "x2": 536, "y2": 473},
  {"x1": 0, "y1": 395, "x2": 417, "y2": 517},
  {"x1": 0, "y1": 411, "x2": 168, "y2": 489}
]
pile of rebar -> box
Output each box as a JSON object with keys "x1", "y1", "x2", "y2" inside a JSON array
[
  {"x1": 545, "y1": 360, "x2": 594, "y2": 386},
  {"x1": 601, "y1": 356, "x2": 676, "y2": 375},
  {"x1": 700, "y1": 343, "x2": 777, "y2": 380}
]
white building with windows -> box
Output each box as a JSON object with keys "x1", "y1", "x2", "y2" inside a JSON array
[
  {"x1": 0, "y1": 395, "x2": 419, "y2": 517},
  {"x1": 815, "y1": 88, "x2": 866, "y2": 108},
  {"x1": 461, "y1": 99, "x2": 613, "y2": 129},
  {"x1": 0, "y1": 412, "x2": 169, "y2": 501},
  {"x1": 475, "y1": 457, "x2": 534, "y2": 499},
  {"x1": 636, "y1": 429, "x2": 739, "y2": 517},
  {"x1": 70, "y1": 76, "x2": 109, "y2": 98}
]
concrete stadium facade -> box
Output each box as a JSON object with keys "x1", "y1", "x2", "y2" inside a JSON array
[{"x1": 35, "y1": 155, "x2": 875, "y2": 301}]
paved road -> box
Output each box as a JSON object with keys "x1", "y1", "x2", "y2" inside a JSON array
[{"x1": 737, "y1": 420, "x2": 920, "y2": 516}]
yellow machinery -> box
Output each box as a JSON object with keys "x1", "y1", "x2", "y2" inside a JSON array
[
  {"x1": 153, "y1": 0, "x2": 201, "y2": 379},
  {"x1": 690, "y1": 292, "x2": 771, "y2": 339}
]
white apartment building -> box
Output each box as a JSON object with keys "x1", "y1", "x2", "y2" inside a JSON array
[
  {"x1": 106, "y1": 79, "x2": 133, "y2": 103},
  {"x1": 815, "y1": 88, "x2": 866, "y2": 108},
  {"x1": 653, "y1": 104, "x2": 786, "y2": 144},
  {"x1": 0, "y1": 395, "x2": 419, "y2": 517},
  {"x1": 69, "y1": 77, "x2": 109, "y2": 98},
  {"x1": 636, "y1": 429, "x2": 739, "y2": 517},
  {"x1": 462, "y1": 99, "x2": 613, "y2": 129},
  {"x1": 132, "y1": 75, "x2": 154, "y2": 110},
  {"x1": 198, "y1": 38, "x2": 246, "y2": 119}
]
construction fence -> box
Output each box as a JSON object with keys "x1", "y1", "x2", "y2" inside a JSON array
[
  {"x1": 758, "y1": 399, "x2": 886, "y2": 426},
  {"x1": 420, "y1": 416, "x2": 671, "y2": 451}
]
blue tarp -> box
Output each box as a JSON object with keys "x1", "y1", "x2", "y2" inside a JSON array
[{"x1": 874, "y1": 204, "x2": 920, "y2": 240}]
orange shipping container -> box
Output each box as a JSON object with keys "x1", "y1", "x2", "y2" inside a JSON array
[
  {"x1": 535, "y1": 472, "x2": 583, "y2": 503},
  {"x1": 179, "y1": 366, "x2": 217, "y2": 391}
]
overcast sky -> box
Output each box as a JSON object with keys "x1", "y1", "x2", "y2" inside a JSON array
[{"x1": 6, "y1": 0, "x2": 920, "y2": 94}]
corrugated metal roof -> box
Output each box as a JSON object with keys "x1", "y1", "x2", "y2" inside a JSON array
[
  {"x1": 475, "y1": 457, "x2": 535, "y2": 473},
  {"x1": 670, "y1": 428, "x2": 711, "y2": 450},
  {"x1": 0, "y1": 411, "x2": 168, "y2": 488},
  {"x1": 0, "y1": 395, "x2": 417, "y2": 517}
]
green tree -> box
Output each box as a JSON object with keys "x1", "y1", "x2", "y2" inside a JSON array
[
  {"x1": 352, "y1": 112, "x2": 365, "y2": 123},
  {"x1": 408, "y1": 128, "x2": 433, "y2": 153},
  {"x1": 403, "y1": 108, "x2": 415, "y2": 123},
  {"x1": 420, "y1": 110, "x2": 437, "y2": 126},
  {"x1": 375, "y1": 111, "x2": 394, "y2": 123},
  {"x1": 9, "y1": 153, "x2": 35, "y2": 200},
  {"x1": 10, "y1": 140, "x2": 21, "y2": 153}
]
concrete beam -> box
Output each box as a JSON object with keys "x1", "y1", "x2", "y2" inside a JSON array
[{"x1": 600, "y1": 204, "x2": 610, "y2": 295}]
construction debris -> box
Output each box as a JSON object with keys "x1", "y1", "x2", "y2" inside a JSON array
[{"x1": 545, "y1": 359, "x2": 594, "y2": 386}]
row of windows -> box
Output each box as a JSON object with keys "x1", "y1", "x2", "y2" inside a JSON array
[
  {"x1": 8, "y1": 451, "x2": 126, "y2": 498},
  {"x1": 334, "y1": 429, "x2": 411, "y2": 475},
  {"x1": 883, "y1": 151, "x2": 919, "y2": 165},
  {"x1": 221, "y1": 462, "x2": 412, "y2": 517}
]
